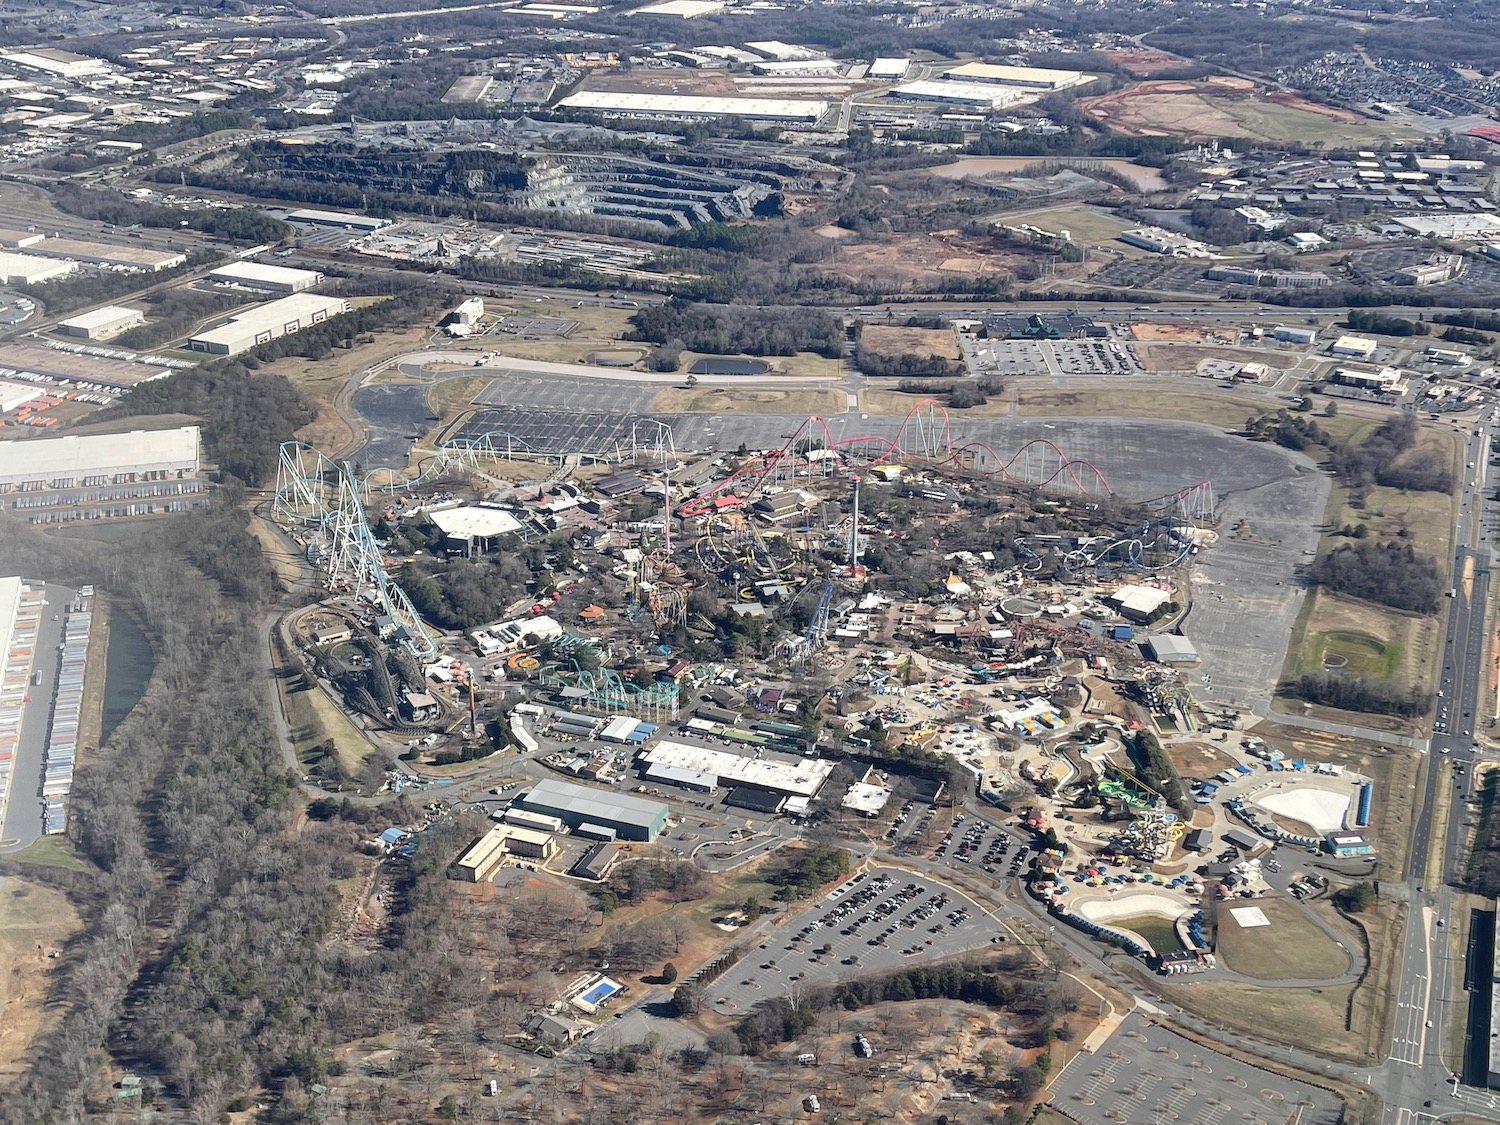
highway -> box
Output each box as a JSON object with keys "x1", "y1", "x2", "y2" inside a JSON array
[{"x1": 1380, "y1": 414, "x2": 1498, "y2": 1120}]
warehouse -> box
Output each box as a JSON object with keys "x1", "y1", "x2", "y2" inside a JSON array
[
  {"x1": 942, "y1": 61, "x2": 1094, "y2": 90},
  {"x1": 284, "y1": 208, "x2": 392, "y2": 231},
  {"x1": 187, "y1": 294, "x2": 349, "y2": 356},
  {"x1": 868, "y1": 57, "x2": 910, "y2": 79},
  {"x1": 2, "y1": 48, "x2": 108, "y2": 78},
  {"x1": 1145, "y1": 634, "x2": 1199, "y2": 664},
  {"x1": 26, "y1": 239, "x2": 185, "y2": 272},
  {"x1": 558, "y1": 90, "x2": 829, "y2": 122},
  {"x1": 208, "y1": 261, "x2": 325, "y2": 294},
  {"x1": 888, "y1": 79, "x2": 1024, "y2": 109},
  {"x1": 514, "y1": 778, "x2": 668, "y2": 841},
  {"x1": 57, "y1": 305, "x2": 144, "y2": 341},
  {"x1": 0, "y1": 252, "x2": 76, "y2": 285},
  {"x1": 0, "y1": 379, "x2": 42, "y2": 414},
  {"x1": 642, "y1": 761, "x2": 716, "y2": 793},
  {"x1": 640, "y1": 739, "x2": 835, "y2": 798},
  {"x1": 0, "y1": 228, "x2": 45, "y2": 249},
  {"x1": 0, "y1": 426, "x2": 199, "y2": 491}
]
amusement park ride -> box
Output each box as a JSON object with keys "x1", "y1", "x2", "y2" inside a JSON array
[{"x1": 272, "y1": 397, "x2": 1217, "y2": 675}]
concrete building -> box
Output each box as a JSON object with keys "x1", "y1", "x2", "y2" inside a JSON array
[
  {"x1": 1108, "y1": 584, "x2": 1173, "y2": 622},
  {"x1": 454, "y1": 825, "x2": 557, "y2": 881},
  {"x1": 1394, "y1": 257, "x2": 1460, "y2": 286},
  {"x1": 1119, "y1": 227, "x2": 1211, "y2": 257},
  {"x1": 1426, "y1": 346, "x2": 1474, "y2": 367},
  {"x1": 208, "y1": 261, "x2": 324, "y2": 294},
  {"x1": 0, "y1": 426, "x2": 199, "y2": 492},
  {"x1": 0, "y1": 228, "x2": 45, "y2": 249},
  {"x1": 942, "y1": 61, "x2": 1093, "y2": 90},
  {"x1": 284, "y1": 209, "x2": 391, "y2": 231},
  {"x1": 187, "y1": 294, "x2": 349, "y2": 356},
  {"x1": 640, "y1": 739, "x2": 834, "y2": 798},
  {"x1": 558, "y1": 90, "x2": 829, "y2": 122},
  {"x1": 0, "y1": 252, "x2": 76, "y2": 285},
  {"x1": 25, "y1": 239, "x2": 185, "y2": 272},
  {"x1": 514, "y1": 778, "x2": 668, "y2": 841},
  {"x1": 2, "y1": 49, "x2": 108, "y2": 78},
  {"x1": 1330, "y1": 334, "x2": 1378, "y2": 359},
  {"x1": 868, "y1": 57, "x2": 910, "y2": 79},
  {"x1": 57, "y1": 305, "x2": 144, "y2": 340},
  {"x1": 1331, "y1": 365, "x2": 1405, "y2": 392},
  {"x1": 1145, "y1": 634, "x2": 1199, "y2": 664},
  {"x1": 888, "y1": 79, "x2": 1024, "y2": 109},
  {"x1": 1273, "y1": 325, "x2": 1318, "y2": 345}
]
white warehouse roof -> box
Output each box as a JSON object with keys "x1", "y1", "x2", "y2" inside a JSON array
[
  {"x1": 57, "y1": 305, "x2": 142, "y2": 333},
  {"x1": 944, "y1": 62, "x2": 1094, "y2": 89},
  {"x1": 558, "y1": 90, "x2": 828, "y2": 121},
  {"x1": 0, "y1": 379, "x2": 42, "y2": 414},
  {"x1": 0, "y1": 251, "x2": 76, "y2": 284},
  {"x1": 888, "y1": 79, "x2": 1026, "y2": 108},
  {"x1": 209, "y1": 261, "x2": 324, "y2": 289},
  {"x1": 0, "y1": 426, "x2": 199, "y2": 484},
  {"x1": 643, "y1": 739, "x2": 835, "y2": 797}
]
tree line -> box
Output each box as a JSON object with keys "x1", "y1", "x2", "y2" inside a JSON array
[
  {"x1": 626, "y1": 301, "x2": 844, "y2": 358},
  {"x1": 1280, "y1": 671, "x2": 1428, "y2": 717},
  {"x1": 1309, "y1": 542, "x2": 1445, "y2": 614}
]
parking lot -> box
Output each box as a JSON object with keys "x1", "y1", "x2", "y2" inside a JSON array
[
  {"x1": 1051, "y1": 1011, "x2": 1343, "y2": 1125},
  {"x1": 962, "y1": 337, "x2": 1143, "y2": 378},
  {"x1": 707, "y1": 866, "x2": 1012, "y2": 1015}
]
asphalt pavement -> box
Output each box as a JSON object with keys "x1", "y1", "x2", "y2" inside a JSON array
[{"x1": 0, "y1": 583, "x2": 72, "y2": 851}]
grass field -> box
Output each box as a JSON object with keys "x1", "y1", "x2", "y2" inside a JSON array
[
  {"x1": 1306, "y1": 627, "x2": 1400, "y2": 678},
  {"x1": 650, "y1": 385, "x2": 846, "y2": 415},
  {"x1": 0, "y1": 876, "x2": 82, "y2": 1085},
  {"x1": 1214, "y1": 897, "x2": 1351, "y2": 981},
  {"x1": 985, "y1": 203, "x2": 1137, "y2": 244},
  {"x1": 278, "y1": 645, "x2": 372, "y2": 778},
  {"x1": 1111, "y1": 913, "x2": 1182, "y2": 953},
  {"x1": 4, "y1": 836, "x2": 88, "y2": 872},
  {"x1": 1158, "y1": 977, "x2": 1366, "y2": 1060}
]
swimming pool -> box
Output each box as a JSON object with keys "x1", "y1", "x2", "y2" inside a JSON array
[{"x1": 572, "y1": 976, "x2": 624, "y2": 1012}]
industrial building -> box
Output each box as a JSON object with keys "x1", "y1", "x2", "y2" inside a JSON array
[
  {"x1": 187, "y1": 294, "x2": 349, "y2": 356},
  {"x1": 1273, "y1": 325, "x2": 1318, "y2": 345},
  {"x1": 640, "y1": 740, "x2": 835, "y2": 798},
  {"x1": 284, "y1": 209, "x2": 391, "y2": 231},
  {"x1": 558, "y1": 90, "x2": 829, "y2": 122},
  {"x1": 0, "y1": 252, "x2": 76, "y2": 286},
  {"x1": 25, "y1": 239, "x2": 185, "y2": 272},
  {"x1": 1145, "y1": 634, "x2": 1199, "y2": 664},
  {"x1": 1119, "y1": 227, "x2": 1211, "y2": 257},
  {"x1": 868, "y1": 57, "x2": 910, "y2": 79},
  {"x1": 57, "y1": 305, "x2": 144, "y2": 341},
  {"x1": 942, "y1": 61, "x2": 1093, "y2": 90},
  {"x1": 514, "y1": 777, "x2": 668, "y2": 841},
  {"x1": 1107, "y1": 584, "x2": 1172, "y2": 622},
  {"x1": 0, "y1": 228, "x2": 45, "y2": 249},
  {"x1": 0, "y1": 426, "x2": 200, "y2": 491},
  {"x1": 888, "y1": 79, "x2": 1024, "y2": 109},
  {"x1": 0, "y1": 380, "x2": 42, "y2": 414},
  {"x1": 208, "y1": 261, "x2": 324, "y2": 294},
  {"x1": 2, "y1": 48, "x2": 108, "y2": 78}
]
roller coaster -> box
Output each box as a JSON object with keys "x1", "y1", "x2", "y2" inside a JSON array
[
  {"x1": 537, "y1": 633, "x2": 680, "y2": 722},
  {"x1": 274, "y1": 442, "x2": 439, "y2": 659},
  {"x1": 676, "y1": 400, "x2": 1118, "y2": 517}
]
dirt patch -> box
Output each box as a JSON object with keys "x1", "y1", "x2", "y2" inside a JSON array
[
  {"x1": 1014, "y1": 385, "x2": 1267, "y2": 428},
  {"x1": 1083, "y1": 79, "x2": 1387, "y2": 142},
  {"x1": 822, "y1": 231, "x2": 1055, "y2": 293},
  {"x1": 1105, "y1": 49, "x2": 1190, "y2": 76},
  {"x1": 860, "y1": 325, "x2": 960, "y2": 360},
  {"x1": 1164, "y1": 739, "x2": 1239, "y2": 780},
  {"x1": 0, "y1": 876, "x2": 83, "y2": 1085},
  {"x1": 1130, "y1": 322, "x2": 1220, "y2": 343}
]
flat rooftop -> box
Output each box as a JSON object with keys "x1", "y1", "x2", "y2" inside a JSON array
[
  {"x1": 944, "y1": 61, "x2": 1094, "y2": 89},
  {"x1": 0, "y1": 426, "x2": 199, "y2": 478},
  {"x1": 429, "y1": 506, "x2": 522, "y2": 539},
  {"x1": 643, "y1": 739, "x2": 835, "y2": 797},
  {"x1": 57, "y1": 305, "x2": 141, "y2": 332},
  {"x1": 190, "y1": 293, "x2": 347, "y2": 347},
  {"x1": 558, "y1": 90, "x2": 828, "y2": 120},
  {"x1": 27, "y1": 238, "x2": 184, "y2": 268},
  {"x1": 518, "y1": 777, "x2": 668, "y2": 828},
  {"x1": 209, "y1": 261, "x2": 323, "y2": 286}
]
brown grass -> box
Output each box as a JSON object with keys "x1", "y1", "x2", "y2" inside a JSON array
[
  {"x1": 0, "y1": 878, "x2": 82, "y2": 1084},
  {"x1": 649, "y1": 386, "x2": 847, "y2": 415},
  {"x1": 860, "y1": 325, "x2": 959, "y2": 360}
]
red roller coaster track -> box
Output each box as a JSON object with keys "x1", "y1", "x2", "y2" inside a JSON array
[{"x1": 677, "y1": 399, "x2": 1117, "y2": 517}]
